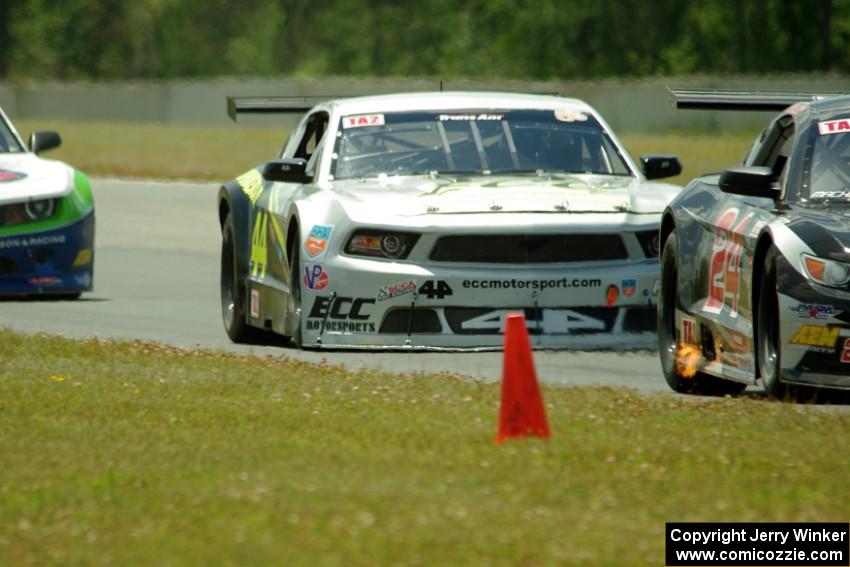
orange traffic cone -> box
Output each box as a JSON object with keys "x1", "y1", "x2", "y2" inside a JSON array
[{"x1": 496, "y1": 313, "x2": 550, "y2": 443}]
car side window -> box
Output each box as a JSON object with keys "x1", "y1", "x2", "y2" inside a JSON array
[{"x1": 294, "y1": 112, "x2": 329, "y2": 161}]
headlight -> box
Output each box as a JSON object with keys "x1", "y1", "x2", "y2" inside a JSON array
[
  {"x1": 802, "y1": 253, "x2": 850, "y2": 287},
  {"x1": 24, "y1": 199, "x2": 56, "y2": 222},
  {"x1": 345, "y1": 230, "x2": 420, "y2": 259},
  {"x1": 636, "y1": 230, "x2": 660, "y2": 257},
  {"x1": 0, "y1": 199, "x2": 56, "y2": 227}
]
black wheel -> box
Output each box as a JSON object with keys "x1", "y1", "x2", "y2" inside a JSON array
[
  {"x1": 658, "y1": 232, "x2": 746, "y2": 396},
  {"x1": 286, "y1": 230, "x2": 303, "y2": 347},
  {"x1": 220, "y1": 213, "x2": 259, "y2": 343},
  {"x1": 757, "y1": 246, "x2": 790, "y2": 399}
]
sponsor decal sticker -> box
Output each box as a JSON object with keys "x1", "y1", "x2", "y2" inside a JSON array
[
  {"x1": 461, "y1": 277, "x2": 602, "y2": 291},
  {"x1": 0, "y1": 234, "x2": 66, "y2": 249},
  {"x1": 438, "y1": 113, "x2": 504, "y2": 121},
  {"x1": 792, "y1": 303, "x2": 841, "y2": 319},
  {"x1": 817, "y1": 118, "x2": 850, "y2": 135},
  {"x1": 789, "y1": 325, "x2": 840, "y2": 352},
  {"x1": 304, "y1": 224, "x2": 333, "y2": 258},
  {"x1": 0, "y1": 169, "x2": 27, "y2": 183},
  {"x1": 809, "y1": 190, "x2": 850, "y2": 202},
  {"x1": 250, "y1": 289, "x2": 260, "y2": 318},
  {"x1": 606, "y1": 284, "x2": 619, "y2": 307},
  {"x1": 306, "y1": 296, "x2": 376, "y2": 333},
  {"x1": 343, "y1": 114, "x2": 385, "y2": 129},
  {"x1": 841, "y1": 338, "x2": 850, "y2": 363},
  {"x1": 459, "y1": 308, "x2": 606, "y2": 334},
  {"x1": 621, "y1": 278, "x2": 637, "y2": 298},
  {"x1": 303, "y1": 264, "x2": 329, "y2": 290},
  {"x1": 376, "y1": 279, "x2": 416, "y2": 302},
  {"x1": 554, "y1": 109, "x2": 588, "y2": 122},
  {"x1": 680, "y1": 315, "x2": 696, "y2": 345},
  {"x1": 419, "y1": 280, "x2": 453, "y2": 299},
  {"x1": 28, "y1": 276, "x2": 60, "y2": 286}
]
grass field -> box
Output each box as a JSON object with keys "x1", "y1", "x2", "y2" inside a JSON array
[
  {"x1": 1, "y1": 330, "x2": 849, "y2": 565},
  {"x1": 15, "y1": 119, "x2": 758, "y2": 184}
]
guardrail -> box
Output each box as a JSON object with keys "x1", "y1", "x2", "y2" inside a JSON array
[{"x1": 1, "y1": 74, "x2": 848, "y2": 132}]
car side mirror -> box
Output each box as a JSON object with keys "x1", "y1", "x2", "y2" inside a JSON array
[
  {"x1": 261, "y1": 159, "x2": 313, "y2": 184},
  {"x1": 719, "y1": 166, "x2": 779, "y2": 199},
  {"x1": 641, "y1": 154, "x2": 682, "y2": 180},
  {"x1": 28, "y1": 131, "x2": 62, "y2": 154}
]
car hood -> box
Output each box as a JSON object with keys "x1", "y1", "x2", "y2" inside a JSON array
[
  {"x1": 0, "y1": 153, "x2": 73, "y2": 206},
  {"x1": 785, "y1": 206, "x2": 850, "y2": 262},
  {"x1": 329, "y1": 173, "x2": 681, "y2": 217}
]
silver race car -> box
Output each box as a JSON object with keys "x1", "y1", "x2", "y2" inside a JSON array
[{"x1": 218, "y1": 92, "x2": 683, "y2": 350}]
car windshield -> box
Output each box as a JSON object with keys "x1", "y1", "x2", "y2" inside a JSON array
[
  {"x1": 0, "y1": 116, "x2": 24, "y2": 153},
  {"x1": 330, "y1": 109, "x2": 633, "y2": 180},
  {"x1": 804, "y1": 116, "x2": 850, "y2": 206}
]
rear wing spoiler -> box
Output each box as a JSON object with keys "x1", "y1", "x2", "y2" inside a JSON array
[
  {"x1": 227, "y1": 96, "x2": 335, "y2": 121},
  {"x1": 670, "y1": 89, "x2": 848, "y2": 111}
]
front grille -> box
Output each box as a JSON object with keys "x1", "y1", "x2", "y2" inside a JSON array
[
  {"x1": 379, "y1": 308, "x2": 442, "y2": 333},
  {"x1": 0, "y1": 257, "x2": 17, "y2": 275},
  {"x1": 429, "y1": 234, "x2": 628, "y2": 263}
]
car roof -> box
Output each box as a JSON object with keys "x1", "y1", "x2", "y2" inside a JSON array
[
  {"x1": 807, "y1": 94, "x2": 850, "y2": 117},
  {"x1": 325, "y1": 91, "x2": 595, "y2": 115}
]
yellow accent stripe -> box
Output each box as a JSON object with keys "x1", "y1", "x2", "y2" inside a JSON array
[{"x1": 236, "y1": 169, "x2": 264, "y2": 205}]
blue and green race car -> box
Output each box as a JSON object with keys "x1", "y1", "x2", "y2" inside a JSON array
[{"x1": 0, "y1": 106, "x2": 94, "y2": 298}]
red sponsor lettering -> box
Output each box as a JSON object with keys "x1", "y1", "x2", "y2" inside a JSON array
[
  {"x1": 841, "y1": 338, "x2": 850, "y2": 363},
  {"x1": 818, "y1": 119, "x2": 850, "y2": 136},
  {"x1": 343, "y1": 114, "x2": 385, "y2": 129}
]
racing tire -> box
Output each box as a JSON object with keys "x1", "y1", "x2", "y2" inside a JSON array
[
  {"x1": 658, "y1": 232, "x2": 747, "y2": 396},
  {"x1": 287, "y1": 231, "x2": 303, "y2": 348},
  {"x1": 756, "y1": 246, "x2": 792, "y2": 400},
  {"x1": 220, "y1": 212, "x2": 264, "y2": 343}
]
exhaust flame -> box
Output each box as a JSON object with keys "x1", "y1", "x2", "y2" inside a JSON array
[{"x1": 676, "y1": 344, "x2": 704, "y2": 378}]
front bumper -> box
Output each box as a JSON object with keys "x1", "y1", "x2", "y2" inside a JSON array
[
  {"x1": 778, "y1": 262, "x2": 850, "y2": 389},
  {"x1": 299, "y1": 254, "x2": 659, "y2": 350},
  {"x1": 0, "y1": 211, "x2": 95, "y2": 295}
]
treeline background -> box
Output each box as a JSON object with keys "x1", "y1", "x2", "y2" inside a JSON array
[{"x1": 0, "y1": 0, "x2": 846, "y2": 80}]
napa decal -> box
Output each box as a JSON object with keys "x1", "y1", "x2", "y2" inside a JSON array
[
  {"x1": 0, "y1": 169, "x2": 27, "y2": 183},
  {"x1": 304, "y1": 224, "x2": 333, "y2": 258},
  {"x1": 303, "y1": 264, "x2": 329, "y2": 290}
]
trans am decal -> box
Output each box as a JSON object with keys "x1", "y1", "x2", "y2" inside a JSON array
[
  {"x1": 0, "y1": 169, "x2": 27, "y2": 183},
  {"x1": 304, "y1": 224, "x2": 333, "y2": 258}
]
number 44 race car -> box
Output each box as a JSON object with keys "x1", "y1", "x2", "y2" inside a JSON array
[
  {"x1": 659, "y1": 89, "x2": 850, "y2": 398},
  {"x1": 0, "y1": 106, "x2": 94, "y2": 298},
  {"x1": 218, "y1": 91, "x2": 683, "y2": 350}
]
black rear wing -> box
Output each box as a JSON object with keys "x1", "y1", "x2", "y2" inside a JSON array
[
  {"x1": 670, "y1": 88, "x2": 849, "y2": 111},
  {"x1": 227, "y1": 96, "x2": 335, "y2": 121}
]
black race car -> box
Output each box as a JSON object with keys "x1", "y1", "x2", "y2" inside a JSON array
[{"x1": 659, "y1": 90, "x2": 850, "y2": 398}]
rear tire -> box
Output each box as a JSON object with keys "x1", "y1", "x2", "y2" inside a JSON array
[
  {"x1": 658, "y1": 232, "x2": 746, "y2": 396},
  {"x1": 220, "y1": 213, "x2": 260, "y2": 343}
]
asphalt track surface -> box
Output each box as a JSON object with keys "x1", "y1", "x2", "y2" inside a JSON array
[{"x1": 0, "y1": 178, "x2": 680, "y2": 393}]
